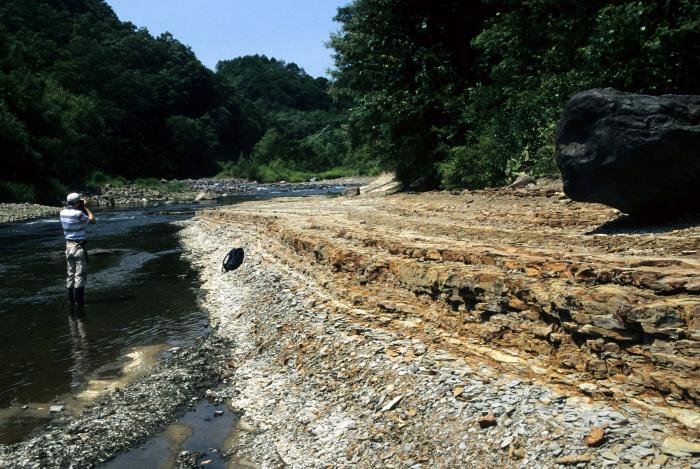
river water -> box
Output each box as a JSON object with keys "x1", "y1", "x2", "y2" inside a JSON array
[
  {"x1": 0, "y1": 189, "x2": 341, "y2": 445},
  {"x1": 0, "y1": 202, "x2": 210, "y2": 443}
]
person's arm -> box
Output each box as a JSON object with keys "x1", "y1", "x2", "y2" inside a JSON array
[{"x1": 83, "y1": 200, "x2": 96, "y2": 224}]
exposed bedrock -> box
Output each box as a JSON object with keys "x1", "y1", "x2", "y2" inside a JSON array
[
  {"x1": 555, "y1": 88, "x2": 700, "y2": 215},
  {"x1": 199, "y1": 190, "x2": 700, "y2": 429}
]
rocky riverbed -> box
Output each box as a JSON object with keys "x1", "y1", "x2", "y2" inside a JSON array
[
  {"x1": 1, "y1": 183, "x2": 698, "y2": 468},
  {"x1": 0, "y1": 335, "x2": 234, "y2": 467},
  {"x1": 0, "y1": 203, "x2": 60, "y2": 224},
  {"x1": 174, "y1": 185, "x2": 698, "y2": 468},
  {"x1": 0, "y1": 176, "x2": 370, "y2": 223},
  {"x1": 88, "y1": 176, "x2": 372, "y2": 207}
]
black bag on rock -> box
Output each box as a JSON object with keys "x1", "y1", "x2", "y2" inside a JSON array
[{"x1": 222, "y1": 247, "x2": 244, "y2": 272}]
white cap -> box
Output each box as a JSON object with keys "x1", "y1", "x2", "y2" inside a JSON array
[{"x1": 67, "y1": 192, "x2": 81, "y2": 203}]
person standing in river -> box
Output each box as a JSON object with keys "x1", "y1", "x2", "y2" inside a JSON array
[{"x1": 60, "y1": 193, "x2": 96, "y2": 305}]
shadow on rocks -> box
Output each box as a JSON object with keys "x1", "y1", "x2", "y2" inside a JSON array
[{"x1": 586, "y1": 212, "x2": 700, "y2": 236}]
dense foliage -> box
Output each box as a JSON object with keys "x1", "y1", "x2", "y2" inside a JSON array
[
  {"x1": 215, "y1": 55, "x2": 357, "y2": 182},
  {"x1": 0, "y1": 1, "x2": 349, "y2": 202},
  {"x1": 330, "y1": 0, "x2": 700, "y2": 189},
  {"x1": 0, "y1": 0, "x2": 262, "y2": 202},
  {"x1": 2, "y1": 0, "x2": 698, "y2": 202}
]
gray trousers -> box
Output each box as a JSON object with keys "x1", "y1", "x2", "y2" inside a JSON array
[{"x1": 66, "y1": 241, "x2": 88, "y2": 289}]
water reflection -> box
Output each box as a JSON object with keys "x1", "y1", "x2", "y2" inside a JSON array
[
  {"x1": 0, "y1": 190, "x2": 341, "y2": 444},
  {"x1": 0, "y1": 208, "x2": 208, "y2": 435},
  {"x1": 67, "y1": 307, "x2": 90, "y2": 390}
]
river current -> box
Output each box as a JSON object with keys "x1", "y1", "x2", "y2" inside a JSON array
[
  {"x1": 0, "y1": 202, "x2": 210, "y2": 442},
  {"x1": 0, "y1": 190, "x2": 337, "y2": 444}
]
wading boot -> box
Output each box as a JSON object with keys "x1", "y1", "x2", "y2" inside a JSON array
[
  {"x1": 67, "y1": 287, "x2": 75, "y2": 305},
  {"x1": 74, "y1": 287, "x2": 85, "y2": 305}
]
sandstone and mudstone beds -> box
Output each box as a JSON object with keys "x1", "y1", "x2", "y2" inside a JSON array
[
  {"x1": 176, "y1": 182, "x2": 699, "y2": 467},
  {"x1": 199, "y1": 182, "x2": 699, "y2": 430}
]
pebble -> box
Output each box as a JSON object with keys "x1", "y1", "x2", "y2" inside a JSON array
[
  {"x1": 585, "y1": 426, "x2": 606, "y2": 447},
  {"x1": 662, "y1": 437, "x2": 700, "y2": 457},
  {"x1": 500, "y1": 436, "x2": 513, "y2": 449},
  {"x1": 477, "y1": 412, "x2": 497, "y2": 428},
  {"x1": 601, "y1": 451, "x2": 619, "y2": 462},
  {"x1": 578, "y1": 383, "x2": 598, "y2": 395},
  {"x1": 555, "y1": 454, "x2": 593, "y2": 465}
]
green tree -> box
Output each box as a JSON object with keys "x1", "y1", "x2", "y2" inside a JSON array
[
  {"x1": 329, "y1": 0, "x2": 700, "y2": 189},
  {"x1": 329, "y1": 0, "x2": 493, "y2": 186},
  {"x1": 215, "y1": 54, "x2": 354, "y2": 179},
  {"x1": 0, "y1": 0, "x2": 267, "y2": 200},
  {"x1": 465, "y1": 0, "x2": 700, "y2": 184},
  {"x1": 216, "y1": 55, "x2": 333, "y2": 112}
]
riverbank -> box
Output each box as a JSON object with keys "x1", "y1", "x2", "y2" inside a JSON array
[
  {"x1": 88, "y1": 175, "x2": 372, "y2": 207},
  {"x1": 175, "y1": 188, "x2": 699, "y2": 467},
  {"x1": 0, "y1": 176, "x2": 371, "y2": 224},
  {"x1": 1, "y1": 185, "x2": 698, "y2": 467},
  {"x1": 0, "y1": 334, "x2": 233, "y2": 467},
  {"x1": 0, "y1": 203, "x2": 60, "y2": 224}
]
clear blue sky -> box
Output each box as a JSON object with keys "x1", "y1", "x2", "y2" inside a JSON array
[{"x1": 105, "y1": 0, "x2": 349, "y2": 78}]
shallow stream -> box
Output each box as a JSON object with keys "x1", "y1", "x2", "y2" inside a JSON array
[
  {"x1": 0, "y1": 202, "x2": 208, "y2": 444},
  {"x1": 0, "y1": 189, "x2": 338, "y2": 446}
]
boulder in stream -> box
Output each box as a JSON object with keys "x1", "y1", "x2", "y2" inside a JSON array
[
  {"x1": 194, "y1": 191, "x2": 217, "y2": 202},
  {"x1": 555, "y1": 88, "x2": 700, "y2": 215}
]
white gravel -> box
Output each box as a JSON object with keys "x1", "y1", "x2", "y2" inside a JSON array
[
  {"x1": 179, "y1": 214, "x2": 700, "y2": 469},
  {"x1": 0, "y1": 203, "x2": 60, "y2": 224}
]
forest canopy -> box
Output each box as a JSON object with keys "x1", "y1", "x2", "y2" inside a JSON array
[
  {"x1": 0, "y1": 0, "x2": 346, "y2": 202},
  {"x1": 1, "y1": 0, "x2": 698, "y2": 202},
  {"x1": 329, "y1": 0, "x2": 700, "y2": 189}
]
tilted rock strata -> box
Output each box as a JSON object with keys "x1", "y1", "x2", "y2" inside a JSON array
[
  {"x1": 181, "y1": 215, "x2": 697, "y2": 467},
  {"x1": 200, "y1": 188, "x2": 699, "y2": 425}
]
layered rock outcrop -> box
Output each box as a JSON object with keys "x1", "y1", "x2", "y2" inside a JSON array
[
  {"x1": 555, "y1": 88, "x2": 700, "y2": 215},
  {"x1": 200, "y1": 184, "x2": 700, "y2": 429}
]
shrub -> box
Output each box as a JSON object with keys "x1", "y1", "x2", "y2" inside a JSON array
[
  {"x1": 0, "y1": 181, "x2": 36, "y2": 203},
  {"x1": 164, "y1": 180, "x2": 186, "y2": 192},
  {"x1": 132, "y1": 178, "x2": 162, "y2": 189},
  {"x1": 84, "y1": 170, "x2": 127, "y2": 191},
  {"x1": 317, "y1": 167, "x2": 356, "y2": 180},
  {"x1": 36, "y1": 178, "x2": 68, "y2": 205},
  {"x1": 437, "y1": 138, "x2": 507, "y2": 190}
]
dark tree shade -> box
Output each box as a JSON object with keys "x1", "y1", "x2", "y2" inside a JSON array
[
  {"x1": 0, "y1": 0, "x2": 263, "y2": 201},
  {"x1": 329, "y1": 0, "x2": 700, "y2": 189}
]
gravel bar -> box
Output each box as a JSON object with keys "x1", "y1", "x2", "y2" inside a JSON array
[
  {"x1": 0, "y1": 203, "x2": 60, "y2": 224},
  {"x1": 175, "y1": 212, "x2": 700, "y2": 468},
  {"x1": 0, "y1": 335, "x2": 234, "y2": 468}
]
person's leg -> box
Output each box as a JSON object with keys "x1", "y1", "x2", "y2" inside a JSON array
[
  {"x1": 66, "y1": 245, "x2": 76, "y2": 304},
  {"x1": 73, "y1": 247, "x2": 88, "y2": 305}
]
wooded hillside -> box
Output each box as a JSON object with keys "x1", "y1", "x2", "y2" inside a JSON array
[
  {"x1": 329, "y1": 0, "x2": 700, "y2": 188},
  {"x1": 0, "y1": 0, "x2": 343, "y2": 202},
  {"x1": 1, "y1": 0, "x2": 698, "y2": 202}
]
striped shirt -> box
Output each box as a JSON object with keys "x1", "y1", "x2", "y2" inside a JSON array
[{"x1": 60, "y1": 208, "x2": 89, "y2": 241}]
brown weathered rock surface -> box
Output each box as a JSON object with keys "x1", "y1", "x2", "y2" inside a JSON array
[
  {"x1": 185, "y1": 182, "x2": 699, "y2": 466},
  {"x1": 201, "y1": 183, "x2": 699, "y2": 417},
  {"x1": 585, "y1": 426, "x2": 606, "y2": 447}
]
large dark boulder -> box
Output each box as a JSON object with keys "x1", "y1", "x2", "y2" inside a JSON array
[{"x1": 555, "y1": 88, "x2": 700, "y2": 215}]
